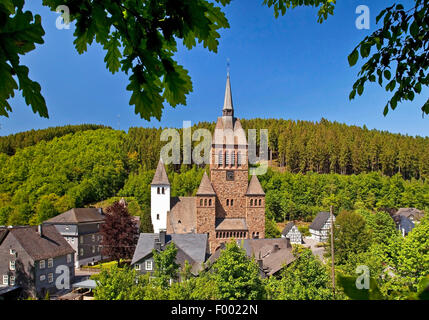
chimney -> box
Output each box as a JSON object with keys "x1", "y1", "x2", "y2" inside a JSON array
[
  {"x1": 273, "y1": 244, "x2": 280, "y2": 252},
  {"x1": 257, "y1": 252, "x2": 264, "y2": 269},
  {"x1": 38, "y1": 224, "x2": 43, "y2": 237},
  {"x1": 159, "y1": 229, "x2": 166, "y2": 246},
  {"x1": 154, "y1": 239, "x2": 161, "y2": 251}
]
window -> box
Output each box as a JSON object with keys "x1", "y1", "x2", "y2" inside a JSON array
[
  {"x1": 135, "y1": 264, "x2": 141, "y2": 271},
  {"x1": 9, "y1": 249, "x2": 16, "y2": 256},
  {"x1": 226, "y1": 199, "x2": 229, "y2": 206},
  {"x1": 92, "y1": 234, "x2": 96, "y2": 242},
  {"x1": 80, "y1": 248, "x2": 84, "y2": 256},
  {"x1": 157, "y1": 187, "x2": 160, "y2": 194},
  {"x1": 200, "y1": 199, "x2": 203, "y2": 206},
  {"x1": 80, "y1": 236, "x2": 83, "y2": 244},
  {"x1": 231, "y1": 152, "x2": 235, "y2": 165},
  {"x1": 225, "y1": 151, "x2": 230, "y2": 165},
  {"x1": 237, "y1": 152, "x2": 242, "y2": 166},
  {"x1": 48, "y1": 258, "x2": 53, "y2": 268},
  {"x1": 48, "y1": 273, "x2": 53, "y2": 283},
  {"x1": 145, "y1": 260, "x2": 153, "y2": 271},
  {"x1": 250, "y1": 199, "x2": 253, "y2": 206},
  {"x1": 39, "y1": 260, "x2": 45, "y2": 269},
  {"x1": 156, "y1": 214, "x2": 160, "y2": 220},
  {"x1": 9, "y1": 260, "x2": 15, "y2": 271},
  {"x1": 10, "y1": 276, "x2": 15, "y2": 286},
  {"x1": 209, "y1": 199, "x2": 212, "y2": 206},
  {"x1": 40, "y1": 275, "x2": 46, "y2": 281},
  {"x1": 2, "y1": 275, "x2": 8, "y2": 285},
  {"x1": 67, "y1": 254, "x2": 72, "y2": 264},
  {"x1": 230, "y1": 199, "x2": 234, "y2": 206},
  {"x1": 204, "y1": 199, "x2": 207, "y2": 206},
  {"x1": 218, "y1": 151, "x2": 223, "y2": 165},
  {"x1": 162, "y1": 187, "x2": 165, "y2": 194},
  {"x1": 259, "y1": 199, "x2": 262, "y2": 206}
]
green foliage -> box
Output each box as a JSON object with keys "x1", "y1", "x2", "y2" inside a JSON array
[
  {"x1": 265, "y1": 218, "x2": 281, "y2": 238},
  {"x1": 328, "y1": 211, "x2": 372, "y2": 265},
  {"x1": 266, "y1": 246, "x2": 335, "y2": 300},
  {"x1": 0, "y1": 0, "x2": 46, "y2": 117},
  {"x1": 263, "y1": 0, "x2": 336, "y2": 22},
  {"x1": 210, "y1": 241, "x2": 265, "y2": 300},
  {"x1": 348, "y1": 1, "x2": 429, "y2": 115},
  {"x1": 152, "y1": 242, "x2": 180, "y2": 289}
]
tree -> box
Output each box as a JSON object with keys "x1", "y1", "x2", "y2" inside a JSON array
[
  {"x1": 265, "y1": 246, "x2": 335, "y2": 300},
  {"x1": 328, "y1": 211, "x2": 372, "y2": 265},
  {"x1": 1, "y1": 0, "x2": 231, "y2": 120},
  {"x1": 100, "y1": 201, "x2": 139, "y2": 264},
  {"x1": 210, "y1": 241, "x2": 264, "y2": 300},
  {"x1": 265, "y1": 218, "x2": 281, "y2": 238},
  {"x1": 139, "y1": 205, "x2": 154, "y2": 233},
  {"x1": 152, "y1": 242, "x2": 180, "y2": 289}
]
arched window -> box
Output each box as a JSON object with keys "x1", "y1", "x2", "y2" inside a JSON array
[
  {"x1": 157, "y1": 187, "x2": 160, "y2": 194},
  {"x1": 231, "y1": 151, "x2": 235, "y2": 166},
  {"x1": 204, "y1": 199, "x2": 207, "y2": 206},
  {"x1": 230, "y1": 199, "x2": 234, "y2": 206},
  {"x1": 209, "y1": 199, "x2": 212, "y2": 206},
  {"x1": 218, "y1": 150, "x2": 223, "y2": 165},
  {"x1": 226, "y1": 199, "x2": 229, "y2": 206},
  {"x1": 200, "y1": 199, "x2": 203, "y2": 206},
  {"x1": 250, "y1": 199, "x2": 253, "y2": 206},
  {"x1": 225, "y1": 151, "x2": 230, "y2": 165},
  {"x1": 237, "y1": 152, "x2": 241, "y2": 166},
  {"x1": 259, "y1": 199, "x2": 262, "y2": 206},
  {"x1": 162, "y1": 187, "x2": 165, "y2": 194}
]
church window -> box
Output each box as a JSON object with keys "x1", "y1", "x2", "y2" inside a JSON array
[
  {"x1": 157, "y1": 214, "x2": 160, "y2": 220},
  {"x1": 231, "y1": 152, "x2": 235, "y2": 166},
  {"x1": 209, "y1": 199, "x2": 212, "y2": 206},
  {"x1": 226, "y1": 199, "x2": 229, "y2": 206},
  {"x1": 218, "y1": 151, "x2": 223, "y2": 165},
  {"x1": 157, "y1": 187, "x2": 160, "y2": 194},
  {"x1": 162, "y1": 187, "x2": 165, "y2": 194},
  {"x1": 225, "y1": 151, "x2": 230, "y2": 165},
  {"x1": 231, "y1": 199, "x2": 234, "y2": 206},
  {"x1": 259, "y1": 199, "x2": 262, "y2": 206},
  {"x1": 200, "y1": 199, "x2": 203, "y2": 206},
  {"x1": 237, "y1": 152, "x2": 241, "y2": 166},
  {"x1": 250, "y1": 199, "x2": 253, "y2": 206},
  {"x1": 204, "y1": 199, "x2": 207, "y2": 206}
]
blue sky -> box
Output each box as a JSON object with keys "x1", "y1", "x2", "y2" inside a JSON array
[{"x1": 1, "y1": 0, "x2": 428, "y2": 137}]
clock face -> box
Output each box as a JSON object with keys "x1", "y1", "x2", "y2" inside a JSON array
[{"x1": 226, "y1": 171, "x2": 234, "y2": 181}]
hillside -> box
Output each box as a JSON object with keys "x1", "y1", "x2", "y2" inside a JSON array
[{"x1": 0, "y1": 119, "x2": 428, "y2": 226}]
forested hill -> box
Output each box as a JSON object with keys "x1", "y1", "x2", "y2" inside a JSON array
[
  {"x1": 0, "y1": 119, "x2": 428, "y2": 227},
  {"x1": 0, "y1": 124, "x2": 111, "y2": 155}
]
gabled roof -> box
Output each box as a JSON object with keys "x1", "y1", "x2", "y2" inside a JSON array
[
  {"x1": 45, "y1": 208, "x2": 104, "y2": 224},
  {"x1": 395, "y1": 208, "x2": 424, "y2": 220},
  {"x1": 151, "y1": 158, "x2": 170, "y2": 185},
  {"x1": 131, "y1": 233, "x2": 208, "y2": 274},
  {"x1": 309, "y1": 212, "x2": 332, "y2": 231},
  {"x1": 281, "y1": 222, "x2": 296, "y2": 237},
  {"x1": 196, "y1": 172, "x2": 216, "y2": 196},
  {"x1": 4, "y1": 225, "x2": 74, "y2": 261},
  {"x1": 246, "y1": 175, "x2": 265, "y2": 195}
]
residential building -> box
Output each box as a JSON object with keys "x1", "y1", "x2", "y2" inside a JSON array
[
  {"x1": 392, "y1": 214, "x2": 415, "y2": 236},
  {"x1": 309, "y1": 211, "x2": 335, "y2": 242},
  {"x1": 152, "y1": 73, "x2": 266, "y2": 253},
  {"x1": 395, "y1": 208, "x2": 424, "y2": 224},
  {"x1": 0, "y1": 225, "x2": 75, "y2": 298},
  {"x1": 131, "y1": 230, "x2": 208, "y2": 277},
  {"x1": 281, "y1": 222, "x2": 303, "y2": 244},
  {"x1": 44, "y1": 208, "x2": 105, "y2": 268}
]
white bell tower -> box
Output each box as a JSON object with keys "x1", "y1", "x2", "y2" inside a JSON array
[{"x1": 150, "y1": 159, "x2": 170, "y2": 233}]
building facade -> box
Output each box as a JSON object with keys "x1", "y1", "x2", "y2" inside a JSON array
[
  {"x1": 154, "y1": 74, "x2": 266, "y2": 253},
  {"x1": 281, "y1": 222, "x2": 303, "y2": 244},
  {"x1": 309, "y1": 212, "x2": 335, "y2": 242},
  {"x1": 44, "y1": 208, "x2": 105, "y2": 268}
]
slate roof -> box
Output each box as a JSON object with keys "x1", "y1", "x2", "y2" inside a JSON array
[
  {"x1": 246, "y1": 175, "x2": 265, "y2": 195},
  {"x1": 151, "y1": 159, "x2": 170, "y2": 185},
  {"x1": 45, "y1": 208, "x2": 105, "y2": 224},
  {"x1": 196, "y1": 172, "x2": 216, "y2": 196},
  {"x1": 309, "y1": 212, "x2": 332, "y2": 231},
  {"x1": 167, "y1": 197, "x2": 196, "y2": 234},
  {"x1": 2, "y1": 225, "x2": 75, "y2": 261},
  {"x1": 215, "y1": 218, "x2": 248, "y2": 231},
  {"x1": 237, "y1": 238, "x2": 296, "y2": 277},
  {"x1": 131, "y1": 233, "x2": 208, "y2": 274},
  {"x1": 396, "y1": 208, "x2": 424, "y2": 220},
  {"x1": 281, "y1": 222, "x2": 295, "y2": 237}
]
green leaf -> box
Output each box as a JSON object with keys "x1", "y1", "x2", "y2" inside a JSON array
[
  {"x1": 104, "y1": 36, "x2": 122, "y2": 74},
  {"x1": 348, "y1": 49, "x2": 359, "y2": 67},
  {"x1": 384, "y1": 70, "x2": 391, "y2": 80},
  {"x1": 410, "y1": 20, "x2": 419, "y2": 38}
]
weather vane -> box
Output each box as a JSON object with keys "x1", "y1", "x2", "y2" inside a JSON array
[{"x1": 227, "y1": 58, "x2": 230, "y2": 76}]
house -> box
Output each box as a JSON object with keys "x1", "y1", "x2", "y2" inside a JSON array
[
  {"x1": 236, "y1": 238, "x2": 296, "y2": 278},
  {"x1": 151, "y1": 73, "x2": 266, "y2": 253},
  {"x1": 0, "y1": 225, "x2": 75, "y2": 298},
  {"x1": 392, "y1": 215, "x2": 415, "y2": 237},
  {"x1": 395, "y1": 208, "x2": 424, "y2": 224},
  {"x1": 131, "y1": 230, "x2": 209, "y2": 277},
  {"x1": 281, "y1": 222, "x2": 302, "y2": 244},
  {"x1": 309, "y1": 212, "x2": 335, "y2": 242},
  {"x1": 44, "y1": 208, "x2": 105, "y2": 268}
]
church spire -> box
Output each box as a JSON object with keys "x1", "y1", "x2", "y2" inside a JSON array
[{"x1": 222, "y1": 72, "x2": 234, "y2": 117}]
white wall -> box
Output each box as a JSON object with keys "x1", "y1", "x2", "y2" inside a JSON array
[{"x1": 151, "y1": 185, "x2": 170, "y2": 233}]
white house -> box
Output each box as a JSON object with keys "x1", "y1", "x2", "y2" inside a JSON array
[
  {"x1": 309, "y1": 212, "x2": 335, "y2": 242},
  {"x1": 281, "y1": 222, "x2": 302, "y2": 244},
  {"x1": 151, "y1": 159, "x2": 170, "y2": 233}
]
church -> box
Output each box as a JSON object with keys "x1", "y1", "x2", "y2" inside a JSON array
[{"x1": 150, "y1": 74, "x2": 266, "y2": 253}]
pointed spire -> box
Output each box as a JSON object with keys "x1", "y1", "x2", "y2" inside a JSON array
[
  {"x1": 246, "y1": 175, "x2": 265, "y2": 195},
  {"x1": 223, "y1": 73, "x2": 234, "y2": 116},
  {"x1": 151, "y1": 158, "x2": 170, "y2": 185},
  {"x1": 196, "y1": 172, "x2": 216, "y2": 196}
]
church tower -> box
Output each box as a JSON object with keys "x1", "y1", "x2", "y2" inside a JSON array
[{"x1": 151, "y1": 159, "x2": 170, "y2": 233}]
